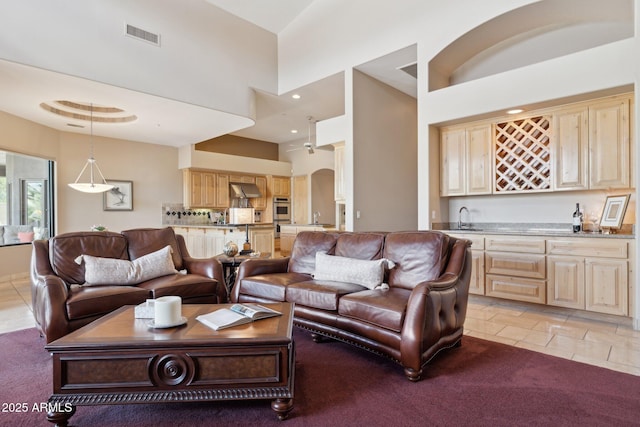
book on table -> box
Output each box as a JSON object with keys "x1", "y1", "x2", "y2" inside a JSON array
[{"x1": 197, "y1": 303, "x2": 282, "y2": 331}]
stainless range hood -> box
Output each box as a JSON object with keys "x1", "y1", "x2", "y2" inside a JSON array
[{"x1": 230, "y1": 183, "x2": 262, "y2": 198}]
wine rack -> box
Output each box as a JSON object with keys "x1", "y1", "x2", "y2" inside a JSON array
[{"x1": 494, "y1": 116, "x2": 551, "y2": 192}]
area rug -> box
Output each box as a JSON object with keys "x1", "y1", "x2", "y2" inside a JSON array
[{"x1": 1, "y1": 327, "x2": 639, "y2": 427}]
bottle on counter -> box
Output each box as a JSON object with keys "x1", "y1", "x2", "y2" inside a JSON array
[{"x1": 572, "y1": 203, "x2": 583, "y2": 232}]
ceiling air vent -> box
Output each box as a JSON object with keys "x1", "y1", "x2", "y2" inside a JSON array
[{"x1": 125, "y1": 23, "x2": 160, "y2": 46}]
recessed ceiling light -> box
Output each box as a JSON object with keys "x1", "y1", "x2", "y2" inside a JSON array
[
  {"x1": 290, "y1": 129, "x2": 298, "y2": 134},
  {"x1": 507, "y1": 109, "x2": 524, "y2": 114},
  {"x1": 292, "y1": 94, "x2": 301, "y2": 100}
]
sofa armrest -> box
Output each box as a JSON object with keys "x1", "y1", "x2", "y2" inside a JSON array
[
  {"x1": 230, "y1": 257, "x2": 290, "y2": 302},
  {"x1": 181, "y1": 255, "x2": 227, "y2": 303},
  {"x1": 31, "y1": 274, "x2": 71, "y2": 343},
  {"x1": 400, "y1": 240, "x2": 471, "y2": 374},
  {"x1": 181, "y1": 255, "x2": 223, "y2": 280},
  {"x1": 235, "y1": 257, "x2": 290, "y2": 280}
]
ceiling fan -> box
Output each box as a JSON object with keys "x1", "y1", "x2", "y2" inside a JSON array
[{"x1": 287, "y1": 116, "x2": 315, "y2": 154}]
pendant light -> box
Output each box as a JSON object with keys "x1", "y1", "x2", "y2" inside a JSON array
[{"x1": 68, "y1": 103, "x2": 114, "y2": 193}]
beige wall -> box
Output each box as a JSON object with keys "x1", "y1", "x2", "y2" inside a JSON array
[
  {"x1": 0, "y1": 111, "x2": 183, "y2": 276},
  {"x1": 58, "y1": 133, "x2": 182, "y2": 234},
  {"x1": 352, "y1": 70, "x2": 417, "y2": 231}
]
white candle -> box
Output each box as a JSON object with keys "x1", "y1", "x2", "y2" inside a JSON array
[{"x1": 154, "y1": 296, "x2": 182, "y2": 326}]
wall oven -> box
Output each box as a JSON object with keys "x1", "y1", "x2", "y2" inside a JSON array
[{"x1": 273, "y1": 197, "x2": 291, "y2": 237}]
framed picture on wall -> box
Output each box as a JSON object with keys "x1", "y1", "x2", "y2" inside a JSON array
[
  {"x1": 103, "y1": 180, "x2": 133, "y2": 211},
  {"x1": 599, "y1": 194, "x2": 629, "y2": 229}
]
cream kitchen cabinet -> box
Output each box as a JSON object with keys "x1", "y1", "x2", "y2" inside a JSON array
[
  {"x1": 589, "y1": 97, "x2": 630, "y2": 189},
  {"x1": 250, "y1": 227, "x2": 275, "y2": 254},
  {"x1": 440, "y1": 123, "x2": 492, "y2": 196},
  {"x1": 547, "y1": 238, "x2": 629, "y2": 316},
  {"x1": 484, "y1": 236, "x2": 546, "y2": 304},
  {"x1": 173, "y1": 227, "x2": 226, "y2": 258},
  {"x1": 271, "y1": 176, "x2": 291, "y2": 197},
  {"x1": 183, "y1": 169, "x2": 217, "y2": 208},
  {"x1": 216, "y1": 174, "x2": 230, "y2": 208},
  {"x1": 229, "y1": 175, "x2": 255, "y2": 184},
  {"x1": 252, "y1": 176, "x2": 267, "y2": 209},
  {"x1": 552, "y1": 106, "x2": 589, "y2": 191},
  {"x1": 448, "y1": 233, "x2": 485, "y2": 295},
  {"x1": 552, "y1": 95, "x2": 630, "y2": 191},
  {"x1": 183, "y1": 169, "x2": 231, "y2": 209}
]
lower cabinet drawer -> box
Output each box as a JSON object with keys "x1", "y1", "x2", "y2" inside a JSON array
[
  {"x1": 485, "y1": 252, "x2": 546, "y2": 279},
  {"x1": 486, "y1": 274, "x2": 546, "y2": 304}
]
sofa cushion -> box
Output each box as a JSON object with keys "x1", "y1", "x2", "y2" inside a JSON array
[
  {"x1": 288, "y1": 231, "x2": 338, "y2": 275},
  {"x1": 122, "y1": 227, "x2": 183, "y2": 270},
  {"x1": 334, "y1": 232, "x2": 386, "y2": 260},
  {"x1": 49, "y1": 231, "x2": 129, "y2": 285},
  {"x1": 286, "y1": 280, "x2": 367, "y2": 310},
  {"x1": 338, "y1": 288, "x2": 412, "y2": 333},
  {"x1": 66, "y1": 285, "x2": 150, "y2": 320},
  {"x1": 383, "y1": 231, "x2": 450, "y2": 290},
  {"x1": 238, "y1": 272, "x2": 311, "y2": 301},
  {"x1": 314, "y1": 252, "x2": 394, "y2": 290},
  {"x1": 75, "y1": 245, "x2": 177, "y2": 285},
  {"x1": 136, "y1": 273, "x2": 218, "y2": 300}
]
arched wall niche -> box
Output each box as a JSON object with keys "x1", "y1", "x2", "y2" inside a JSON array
[
  {"x1": 428, "y1": 0, "x2": 633, "y2": 91},
  {"x1": 310, "y1": 168, "x2": 335, "y2": 225}
]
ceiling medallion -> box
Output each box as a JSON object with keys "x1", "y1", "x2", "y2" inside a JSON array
[{"x1": 40, "y1": 100, "x2": 137, "y2": 123}]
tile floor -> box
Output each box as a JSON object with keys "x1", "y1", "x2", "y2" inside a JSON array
[{"x1": 2, "y1": 275, "x2": 639, "y2": 376}]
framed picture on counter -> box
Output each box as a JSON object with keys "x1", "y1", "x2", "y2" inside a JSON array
[
  {"x1": 103, "y1": 180, "x2": 133, "y2": 211},
  {"x1": 599, "y1": 194, "x2": 629, "y2": 229}
]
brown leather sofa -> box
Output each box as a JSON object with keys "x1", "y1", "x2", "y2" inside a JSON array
[
  {"x1": 231, "y1": 230, "x2": 471, "y2": 381},
  {"x1": 31, "y1": 227, "x2": 226, "y2": 343}
]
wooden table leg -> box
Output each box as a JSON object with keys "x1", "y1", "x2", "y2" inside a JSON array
[{"x1": 271, "y1": 398, "x2": 293, "y2": 420}]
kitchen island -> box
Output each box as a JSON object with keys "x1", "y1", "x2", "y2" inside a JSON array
[{"x1": 172, "y1": 224, "x2": 275, "y2": 258}]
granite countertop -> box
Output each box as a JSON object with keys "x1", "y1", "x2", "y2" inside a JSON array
[
  {"x1": 433, "y1": 223, "x2": 635, "y2": 239},
  {"x1": 170, "y1": 223, "x2": 274, "y2": 230}
]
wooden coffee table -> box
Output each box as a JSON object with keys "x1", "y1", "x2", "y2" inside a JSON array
[{"x1": 45, "y1": 303, "x2": 295, "y2": 426}]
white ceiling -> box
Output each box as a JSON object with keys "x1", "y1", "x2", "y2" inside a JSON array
[
  {"x1": 0, "y1": 1, "x2": 415, "y2": 148},
  {"x1": 205, "y1": 0, "x2": 315, "y2": 34}
]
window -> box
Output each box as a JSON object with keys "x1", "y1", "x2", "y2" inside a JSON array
[{"x1": 0, "y1": 151, "x2": 54, "y2": 246}]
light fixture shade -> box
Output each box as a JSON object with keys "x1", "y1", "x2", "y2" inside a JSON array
[{"x1": 68, "y1": 182, "x2": 114, "y2": 193}]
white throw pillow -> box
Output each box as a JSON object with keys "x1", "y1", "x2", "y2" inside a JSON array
[
  {"x1": 75, "y1": 245, "x2": 178, "y2": 285},
  {"x1": 314, "y1": 252, "x2": 395, "y2": 290}
]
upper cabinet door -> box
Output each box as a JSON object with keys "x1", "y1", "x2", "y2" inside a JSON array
[
  {"x1": 465, "y1": 124, "x2": 492, "y2": 195},
  {"x1": 589, "y1": 98, "x2": 630, "y2": 189},
  {"x1": 553, "y1": 107, "x2": 589, "y2": 191},
  {"x1": 440, "y1": 127, "x2": 466, "y2": 196}
]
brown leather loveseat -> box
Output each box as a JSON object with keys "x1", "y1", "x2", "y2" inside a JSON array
[
  {"x1": 231, "y1": 230, "x2": 471, "y2": 381},
  {"x1": 31, "y1": 227, "x2": 226, "y2": 343}
]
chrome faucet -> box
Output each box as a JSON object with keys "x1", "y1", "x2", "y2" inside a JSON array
[
  {"x1": 313, "y1": 211, "x2": 320, "y2": 224},
  {"x1": 458, "y1": 206, "x2": 469, "y2": 230}
]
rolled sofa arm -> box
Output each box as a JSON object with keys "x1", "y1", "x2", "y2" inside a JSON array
[
  {"x1": 231, "y1": 257, "x2": 290, "y2": 302},
  {"x1": 236, "y1": 257, "x2": 290, "y2": 280},
  {"x1": 400, "y1": 239, "x2": 471, "y2": 376},
  {"x1": 31, "y1": 239, "x2": 72, "y2": 343}
]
